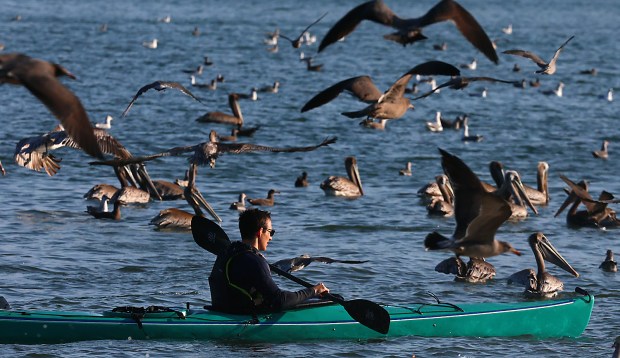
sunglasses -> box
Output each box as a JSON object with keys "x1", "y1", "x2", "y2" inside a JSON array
[{"x1": 263, "y1": 228, "x2": 276, "y2": 237}]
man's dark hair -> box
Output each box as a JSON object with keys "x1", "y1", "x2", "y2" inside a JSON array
[{"x1": 239, "y1": 208, "x2": 271, "y2": 241}]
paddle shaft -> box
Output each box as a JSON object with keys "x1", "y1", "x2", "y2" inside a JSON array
[{"x1": 268, "y1": 263, "x2": 344, "y2": 304}]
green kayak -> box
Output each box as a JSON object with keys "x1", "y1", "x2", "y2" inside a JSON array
[{"x1": 0, "y1": 293, "x2": 593, "y2": 344}]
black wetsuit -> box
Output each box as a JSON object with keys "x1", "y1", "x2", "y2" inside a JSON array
[{"x1": 209, "y1": 241, "x2": 315, "y2": 314}]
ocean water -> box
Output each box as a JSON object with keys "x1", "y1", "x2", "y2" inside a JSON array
[{"x1": 0, "y1": 0, "x2": 619, "y2": 356}]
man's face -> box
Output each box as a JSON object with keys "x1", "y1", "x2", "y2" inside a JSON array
[{"x1": 258, "y1": 219, "x2": 274, "y2": 251}]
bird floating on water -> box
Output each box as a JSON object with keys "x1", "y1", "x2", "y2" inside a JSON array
[
  {"x1": 248, "y1": 189, "x2": 280, "y2": 206},
  {"x1": 321, "y1": 156, "x2": 364, "y2": 197},
  {"x1": 600, "y1": 249, "x2": 618, "y2": 272},
  {"x1": 142, "y1": 39, "x2": 158, "y2": 49},
  {"x1": 592, "y1": 140, "x2": 609, "y2": 159},
  {"x1": 95, "y1": 115, "x2": 113, "y2": 129}
]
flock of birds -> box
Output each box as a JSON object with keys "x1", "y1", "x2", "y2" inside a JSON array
[{"x1": 0, "y1": 0, "x2": 618, "y2": 318}]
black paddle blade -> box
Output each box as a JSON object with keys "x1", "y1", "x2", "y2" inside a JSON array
[
  {"x1": 342, "y1": 299, "x2": 390, "y2": 334},
  {"x1": 191, "y1": 216, "x2": 231, "y2": 255}
]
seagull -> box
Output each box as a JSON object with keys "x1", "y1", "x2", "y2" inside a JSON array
[
  {"x1": 121, "y1": 81, "x2": 204, "y2": 117},
  {"x1": 317, "y1": 0, "x2": 499, "y2": 64},
  {"x1": 503, "y1": 35, "x2": 574, "y2": 75},
  {"x1": 541, "y1": 81, "x2": 564, "y2": 97},
  {"x1": 279, "y1": 12, "x2": 328, "y2": 48},
  {"x1": 501, "y1": 24, "x2": 512, "y2": 35},
  {"x1": 459, "y1": 59, "x2": 477, "y2": 70},
  {"x1": 95, "y1": 115, "x2": 113, "y2": 129},
  {"x1": 399, "y1": 161, "x2": 412, "y2": 176},
  {"x1": 413, "y1": 76, "x2": 516, "y2": 100},
  {"x1": 142, "y1": 39, "x2": 158, "y2": 49},
  {"x1": 0, "y1": 53, "x2": 104, "y2": 159},
  {"x1": 301, "y1": 61, "x2": 460, "y2": 121},
  {"x1": 229, "y1": 193, "x2": 247, "y2": 212},
  {"x1": 272, "y1": 254, "x2": 369, "y2": 273},
  {"x1": 592, "y1": 140, "x2": 609, "y2": 159},
  {"x1": 426, "y1": 111, "x2": 444, "y2": 132},
  {"x1": 424, "y1": 148, "x2": 521, "y2": 258}
]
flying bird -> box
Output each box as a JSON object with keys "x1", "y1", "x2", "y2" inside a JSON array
[
  {"x1": 503, "y1": 35, "x2": 574, "y2": 75},
  {"x1": 301, "y1": 61, "x2": 460, "y2": 122},
  {"x1": 272, "y1": 254, "x2": 369, "y2": 273},
  {"x1": 279, "y1": 12, "x2": 328, "y2": 48},
  {"x1": 318, "y1": 0, "x2": 499, "y2": 64},
  {"x1": 0, "y1": 53, "x2": 104, "y2": 159},
  {"x1": 121, "y1": 81, "x2": 204, "y2": 117},
  {"x1": 413, "y1": 76, "x2": 517, "y2": 100}
]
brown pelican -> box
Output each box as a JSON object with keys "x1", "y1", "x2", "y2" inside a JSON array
[
  {"x1": 149, "y1": 164, "x2": 221, "y2": 229},
  {"x1": 424, "y1": 148, "x2": 521, "y2": 258},
  {"x1": 417, "y1": 173, "x2": 451, "y2": 199},
  {"x1": 503, "y1": 35, "x2": 574, "y2": 75},
  {"x1": 592, "y1": 140, "x2": 609, "y2": 159},
  {"x1": 435, "y1": 256, "x2": 496, "y2": 283},
  {"x1": 272, "y1": 254, "x2": 368, "y2": 273},
  {"x1": 507, "y1": 232, "x2": 579, "y2": 298},
  {"x1": 494, "y1": 170, "x2": 539, "y2": 219},
  {"x1": 152, "y1": 179, "x2": 185, "y2": 201},
  {"x1": 427, "y1": 174, "x2": 454, "y2": 217},
  {"x1": 399, "y1": 162, "x2": 412, "y2": 176},
  {"x1": 91, "y1": 137, "x2": 337, "y2": 170},
  {"x1": 84, "y1": 184, "x2": 119, "y2": 201},
  {"x1": 279, "y1": 12, "x2": 327, "y2": 48},
  {"x1": 295, "y1": 171, "x2": 309, "y2": 187},
  {"x1": 216, "y1": 128, "x2": 239, "y2": 142},
  {"x1": 86, "y1": 199, "x2": 126, "y2": 220},
  {"x1": 248, "y1": 189, "x2": 280, "y2": 206},
  {"x1": 320, "y1": 156, "x2": 364, "y2": 197},
  {"x1": 413, "y1": 76, "x2": 517, "y2": 100},
  {"x1": 14, "y1": 125, "x2": 132, "y2": 176},
  {"x1": 0, "y1": 53, "x2": 104, "y2": 159},
  {"x1": 301, "y1": 61, "x2": 460, "y2": 118},
  {"x1": 229, "y1": 193, "x2": 247, "y2": 212},
  {"x1": 121, "y1": 80, "x2": 204, "y2": 117},
  {"x1": 518, "y1": 161, "x2": 550, "y2": 205},
  {"x1": 600, "y1": 250, "x2": 618, "y2": 272},
  {"x1": 555, "y1": 175, "x2": 620, "y2": 228},
  {"x1": 196, "y1": 93, "x2": 243, "y2": 126},
  {"x1": 318, "y1": 0, "x2": 498, "y2": 64}
]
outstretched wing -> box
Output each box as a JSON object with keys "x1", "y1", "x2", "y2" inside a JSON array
[
  {"x1": 216, "y1": 137, "x2": 337, "y2": 155},
  {"x1": 301, "y1": 76, "x2": 382, "y2": 112},
  {"x1": 502, "y1": 49, "x2": 547, "y2": 66},
  {"x1": 318, "y1": 0, "x2": 397, "y2": 52}
]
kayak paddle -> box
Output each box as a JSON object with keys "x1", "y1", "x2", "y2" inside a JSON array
[{"x1": 190, "y1": 215, "x2": 390, "y2": 334}]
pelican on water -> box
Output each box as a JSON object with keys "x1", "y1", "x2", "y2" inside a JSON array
[
  {"x1": 507, "y1": 232, "x2": 579, "y2": 298},
  {"x1": 435, "y1": 256, "x2": 496, "y2": 283},
  {"x1": 320, "y1": 156, "x2": 364, "y2": 197},
  {"x1": 600, "y1": 250, "x2": 618, "y2": 272}
]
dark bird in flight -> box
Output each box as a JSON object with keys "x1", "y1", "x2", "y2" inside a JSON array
[
  {"x1": 90, "y1": 137, "x2": 338, "y2": 169},
  {"x1": 272, "y1": 254, "x2": 369, "y2": 273},
  {"x1": 0, "y1": 53, "x2": 104, "y2": 159},
  {"x1": 318, "y1": 0, "x2": 499, "y2": 64},
  {"x1": 503, "y1": 35, "x2": 574, "y2": 75},
  {"x1": 121, "y1": 81, "x2": 204, "y2": 117},
  {"x1": 280, "y1": 12, "x2": 328, "y2": 48}
]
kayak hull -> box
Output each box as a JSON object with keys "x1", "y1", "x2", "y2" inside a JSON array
[{"x1": 0, "y1": 295, "x2": 594, "y2": 344}]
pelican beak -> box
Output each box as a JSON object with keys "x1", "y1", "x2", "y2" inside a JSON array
[
  {"x1": 189, "y1": 187, "x2": 222, "y2": 223},
  {"x1": 350, "y1": 161, "x2": 364, "y2": 196},
  {"x1": 510, "y1": 173, "x2": 538, "y2": 215},
  {"x1": 537, "y1": 233, "x2": 579, "y2": 277}
]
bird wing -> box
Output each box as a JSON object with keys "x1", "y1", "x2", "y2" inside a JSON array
[
  {"x1": 10, "y1": 59, "x2": 104, "y2": 159},
  {"x1": 548, "y1": 35, "x2": 574, "y2": 66},
  {"x1": 122, "y1": 81, "x2": 203, "y2": 117},
  {"x1": 216, "y1": 137, "x2": 337, "y2": 155},
  {"x1": 468, "y1": 76, "x2": 517, "y2": 84},
  {"x1": 412, "y1": 0, "x2": 498, "y2": 64},
  {"x1": 383, "y1": 60, "x2": 462, "y2": 101},
  {"x1": 61, "y1": 128, "x2": 133, "y2": 159},
  {"x1": 318, "y1": 0, "x2": 397, "y2": 52},
  {"x1": 159, "y1": 81, "x2": 204, "y2": 104},
  {"x1": 502, "y1": 50, "x2": 547, "y2": 66},
  {"x1": 301, "y1": 76, "x2": 382, "y2": 112}
]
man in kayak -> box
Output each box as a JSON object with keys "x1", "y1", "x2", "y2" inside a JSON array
[{"x1": 209, "y1": 208, "x2": 329, "y2": 314}]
